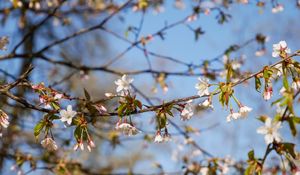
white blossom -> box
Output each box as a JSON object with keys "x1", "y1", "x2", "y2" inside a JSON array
[
  {"x1": 59, "y1": 105, "x2": 77, "y2": 125},
  {"x1": 115, "y1": 122, "x2": 140, "y2": 136},
  {"x1": 154, "y1": 132, "x2": 163, "y2": 143},
  {"x1": 272, "y1": 4, "x2": 284, "y2": 13},
  {"x1": 272, "y1": 41, "x2": 291, "y2": 58},
  {"x1": 279, "y1": 87, "x2": 287, "y2": 95},
  {"x1": 180, "y1": 100, "x2": 194, "y2": 121},
  {"x1": 195, "y1": 78, "x2": 210, "y2": 97},
  {"x1": 115, "y1": 75, "x2": 133, "y2": 93},
  {"x1": 257, "y1": 117, "x2": 282, "y2": 144},
  {"x1": 226, "y1": 112, "x2": 241, "y2": 122},
  {"x1": 239, "y1": 105, "x2": 252, "y2": 117},
  {"x1": 292, "y1": 80, "x2": 300, "y2": 91},
  {"x1": 200, "y1": 167, "x2": 209, "y2": 175},
  {"x1": 263, "y1": 88, "x2": 273, "y2": 101},
  {"x1": 273, "y1": 64, "x2": 283, "y2": 77},
  {"x1": 200, "y1": 99, "x2": 214, "y2": 109},
  {"x1": 41, "y1": 137, "x2": 58, "y2": 151}
]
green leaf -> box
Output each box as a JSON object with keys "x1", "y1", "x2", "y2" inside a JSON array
[
  {"x1": 255, "y1": 76, "x2": 261, "y2": 92},
  {"x1": 288, "y1": 118, "x2": 297, "y2": 137},
  {"x1": 34, "y1": 120, "x2": 45, "y2": 140},
  {"x1": 74, "y1": 126, "x2": 82, "y2": 141},
  {"x1": 283, "y1": 75, "x2": 289, "y2": 89},
  {"x1": 283, "y1": 142, "x2": 296, "y2": 158},
  {"x1": 49, "y1": 115, "x2": 60, "y2": 120},
  {"x1": 248, "y1": 150, "x2": 255, "y2": 160},
  {"x1": 117, "y1": 103, "x2": 127, "y2": 116}
]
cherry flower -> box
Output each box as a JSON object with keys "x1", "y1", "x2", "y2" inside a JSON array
[
  {"x1": 0, "y1": 110, "x2": 9, "y2": 137},
  {"x1": 272, "y1": 41, "x2": 291, "y2": 58},
  {"x1": 200, "y1": 98, "x2": 214, "y2": 109},
  {"x1": 263, "y1": 87, "x2": 273, "y2": 101},
  {"x1": 73, "y1": 141, "x2": 84, "y2": 151},
  {"x1": 114, "y1": 74, "x2": 133, "y2": 93},
  {"x1": 273, "y1": 64, "x2": 283, "y2": 78},
  {"x1": 279, "y1": 87, "x2": 287, "y2": 95},
  {"x1": 115, "y1": 121, "x2": 140, "y2": 136},
  {"x1": 239, "y1": 105, "x2": 252, "y2": 117},
  {"x1": 154, "y1": 131, "x2": 163, "y2": 143},
  {"x1": 41, "y1": 137, "x2": 58, "y2": 151},
  {"x1": 292, "y1": 79, "x2": 300, "y2": 91},
  {"x1": 180, "y1": 100, "x2": 194, "y2": 121},
  {"x1": 195, "y1": 77, "x2": 210, "y2": 97},
  {"x1": 226, "y1": 111, "x2": 242, "y2": 122},
  {"x1": 87, "y1": 139, "x2": 96, "y2": 152},
  {"x1": 257, "y1": 117, "x2": 282, "y2": 144},
  {"x1": 59, "y1": 105, "x2": 77, "y2": 125},
  {"x1": 272, "y1": 4, "x2": 284, "y2": 13}
]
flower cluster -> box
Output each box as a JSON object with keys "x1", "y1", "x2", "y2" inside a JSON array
[
  {"x1": 154, "y1": 130, "x2": 171, "y2": 143},
  {"x1": 115, "y1": 119, "x2": 140, "y2": 136},
  {"x1": 180, "y1": 100, "x2": 194, "y2": 121},
  {"x1": 41, "y1": 137, "x2": 58, "y2": 151},
  {"x1": 32, "y1": 83, "x2": 66, "y2": 109}
]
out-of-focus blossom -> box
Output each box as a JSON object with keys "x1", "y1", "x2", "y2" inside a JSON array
[
  {"x1": 180, "y1": 100, "x2": 194, "y2": 121},
  {"x1": 41, "y1": 137, "x2": 58, "y2": 151}
]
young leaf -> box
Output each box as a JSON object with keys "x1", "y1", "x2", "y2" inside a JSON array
[{"x1": 34, "y1": 120, "x2": 45, "y2": 140}]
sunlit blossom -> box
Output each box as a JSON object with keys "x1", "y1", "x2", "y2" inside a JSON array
[
  {"x1": 257, "y1": 117, "x2": 282, "y2": 144},
  {"x1": 195, "y1": 78, "x2": 210, "y2": 97},
  {"x1": 200, "y1": 98, "x2": 214, "y2": 109},
  {"x1": 292, "y1": 79, "x2": 300, "y2": 91},
  {"x1": 239, "y1": 105, "x2": 252, "y2": 117},
  {"x1": 272, "y1": 41, "x2": 291, "y2": 58},
  {"x1": 60, "y1": 105, "x2": 77, "y2": 125},
  {"x1": 154, "y1": 131, "x2": 163, "y2": 143},
  {"x1": 263, "y1": 87, "x2": 273, "y2": 100},
  {"x1": 115, "y1": 74, "x2": 133, "y2": 93},
  {"x1": 226, "y1": 111, "x2": 241, "y2": 122}
]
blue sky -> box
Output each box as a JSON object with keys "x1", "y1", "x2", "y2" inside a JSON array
[{"x1": 1, "y1": 0, "x2": 300, "y2": 174}]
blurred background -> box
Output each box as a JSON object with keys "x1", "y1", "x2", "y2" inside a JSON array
[{"x1": 0, "y1": 0, "x2": 300, "y2": 174}]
